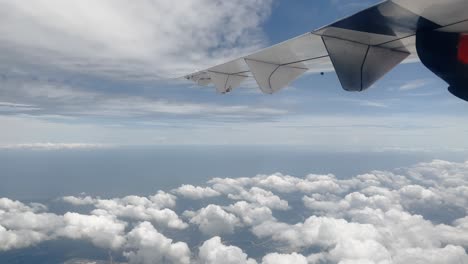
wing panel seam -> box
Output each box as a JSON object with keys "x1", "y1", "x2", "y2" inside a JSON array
[{"x1": 360, "y1": 45, "x2": 371, "y2": 92}]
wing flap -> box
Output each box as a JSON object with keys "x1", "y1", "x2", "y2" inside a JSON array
[
  {"x1": 208, "y1": 72, "x2": 247, "y2": 94},
  {"x1": 324, "y1": 36, "x2": 409, "y2": 91},
  {"x1": 245, "y1": 59, "x2": 308, "y2": 94},
  {"x1": 363, "y1": 46, "x2": 410, "y2": 88}
]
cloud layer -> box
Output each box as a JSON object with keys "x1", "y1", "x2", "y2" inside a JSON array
[
  {"x1": 1, "y1": 160, "x2": 468, "y2": 263},
  {"x1": 0, "y1": 0, "x2": 272, "y2": 78}
]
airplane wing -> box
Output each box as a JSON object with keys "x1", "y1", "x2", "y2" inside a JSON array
[{"x1": 184, "y1": 0, "x2": 468, "y2": 100}]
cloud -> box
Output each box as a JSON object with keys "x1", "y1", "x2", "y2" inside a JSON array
[
  {"x1": 173, "y1": 185, "x2": 221, "y2": 200},
  {"x1": 0, "y1": 0, "x2": 273, "y2": 79},
  {"x1": 261, "y1": 253, "x2": 307, "y2": 264},
  {"x1": 124, "y1": 222, "x2": 191, "y2": 264},
  {"x1": 63, "y1": 192, "x2": 187, "y2": 230},
  {"x1": 0, "y1": 198, "x2": 61, "y2": 250},
  {"x1": 226, "y1": 201, "x2": 275, "y2": 226},
  {"x1": 399, "y1": 79, "x2": 432, "y2": 91},
  {"x1": 56, "y1": 213, "x2": 127, "y2": 250},
  {"x1": 0, "y1": 226, "x2": 48, "y2": 251},
  {"x1": 62, "y1": 196, "x2": 96, "y2": 206},
  {"x1": 209, "y1": 178, "x2": 290, "y2": 210},
  {"x1": 0, "y1": 102, "x2": 40, "y2": 112},
  {"x1": 252, "y1": 216, "x2": 382, "y2": 251},
  {"x1": 0, "y1": 79, "x2": 288, "y2": 121},
  {"x1": 198, "y1": 237, "x2": 257, "y2": 264},
  {"x1": 227, "y1": 187, "x2": 289, "y2": 210},
  {"x1": 333, "y1": 98, "x2": 390, "y2": 108},
  {"x1": 79, "y1": 96, "x2": 288, "y2": 118},
  {"x1": 393, "y1": 245, "x2": 468, "y2": 264},
  {"x1": 185, "y1": 205, "x2": 239, "y2": 236},
  {"x1": 1, "y1": 160, "x2": 468, "y2": 263},
  {"x1": 0, "y1": 0, "x2": 283, "y2": 131},
  {"x1": 0, "y1": 143, "x2": 109, "y2": 150}
]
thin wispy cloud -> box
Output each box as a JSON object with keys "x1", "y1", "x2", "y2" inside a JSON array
[
  {"x1": 399, "y1": 79, "x2": 433, "y2": 91},
  {"x1": 0, "y1": 143, "x2": 110, "y2": 150},
  {"x1": 332, "y1": 98, "x2": 390, "y2": 108},
  {"x1": 0, "y1": 102, "x2": 40, "y2": 112}
]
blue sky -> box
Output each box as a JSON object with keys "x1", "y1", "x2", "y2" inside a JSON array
[{"x1": 0, "y1": 0, "x2": 467, "y2": 150}]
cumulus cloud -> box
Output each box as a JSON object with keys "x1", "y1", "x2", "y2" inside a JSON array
[
  {"x1": 56, "y1": 213, "x2": 127, "y2": 250},
  {"x1": 0, "y1": 226, "x2": 48, "y2": 251},
  {"x1": 173, "y1": 185, "x2": 221, "y2": 200},
  {"x1": 1, "y1": 160, "x2": 468, "y2": 264},
  {"x1": 124, "y1": 222, "x2": 191, "y2": 264},
  {"x1": 185, "y1": 205, "x2": 239, "y2": 236},
  {"x1": 0, "y1": 198, "x2": 61, "y2": 251},
  {"x1": 226, "y1": 201, "x2": 275, "y2": 226},
  {"x1": 252, "y1": 216, "x2": 382, "y2": 251},
  {"x1": 198, "y1": 237, "x2": 257, "y2": 264},
  {"x1": 209, "y1": 179, "x2": 290, "y2": 210},
  {"x1": 63, "y1": 192, "x2": 187, "y2": 230},
  {"x1": 227, "y1": 187, "x2": 289, "y2": 210},
  {"x1": 261, "y1": 253, "x2": 308, "y2": 264},
  {"x1": 62, "y1": 196, "x2": 96, "y2": 206}
]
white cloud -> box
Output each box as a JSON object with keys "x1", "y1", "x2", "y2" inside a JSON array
[
  {"x1": 0, "y1": 143, "x2": 109, "y2": 150},
  {"x1": 185, "y1": 205, "x2": 239, "y2": 236},
  {"x1": 0, "y1": 198, "x2": 43, "y2": 212},
  {"x1": 0, "y1": 198, "x2": 61, "y2": 250},
  {"x1": 198, "y1": 237, "x2": 257, "y2": 264},
  {"x1": 56, "y1": 213, "x2": 127, "y2": 250},
  {"x1": 149, "y1": 191, "x2": 178, "y2": 209},
  {"x1": 63, "y1": 193, "x2": 187, "y2": 230},
  {"x1": 226, "y1": 201, "x2": 275, "y2": 226},
  {"x1": 0, "y1": 102, "x2": 40, "y2": 112},
  {"x1": 62, "y1": 196, "x2": 96, "y2": 206},
  {"x1": 399, "y1": 79, "x2": 432, "y2": 91},
  {"x1": 0, "y1": 79, "x2": 288, "y2": 120},
  {"x1": 173, "y1": 185, "x2": 221, "y2": 200},
  {"x1": 208, "y1": 180, "x2": 292, "y2": 211},
  {"x1": 0, "y1": 0, "x2": 273, "y2": 78},
  {"x1": 228, "y1": 187, "x2": 289, "y2": 210},
  {"x1": 334, "y1": 98, "x2": 389, "y2": 108},
  {"x1": 250, "y1": 160, "x2": 468, "y2": 263},
  {"x1": 394, "y1": 245, "x2": 468, "y2": 264},
  {"x1": 252, "y1": 216, "x2": 382, "y2": 251},
  {"x1": 0, "y1": 225, "x2": 48, "y2": 251},
  {"x1": 254, "y1": 174, "x2": 299, "y2": 193},
  {"x1": 261, "y1": 253, "x2": 307, "y2": 264},
  {"x1": 0, "y1": 210, "x2": 62, "y2": 234},
  {"x1": 1, "y1": 160, "x2": 468, "y2": 263},
  {"x1": 77, "y1": 96, "x2": 288, "y2": 118},
  {"x1": 124, "y1": 222, "x2": 191, "y2": 264}
]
